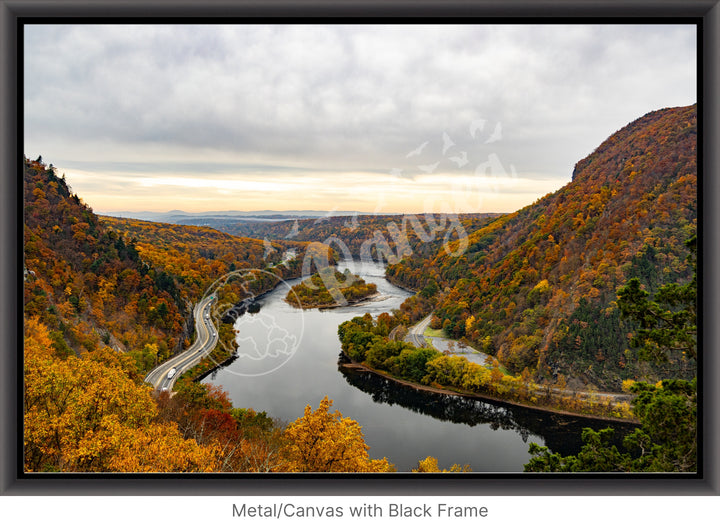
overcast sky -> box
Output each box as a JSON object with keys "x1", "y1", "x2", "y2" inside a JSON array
[{"x1": 24, "y1": 24, "x2": 697, "y2": 215}]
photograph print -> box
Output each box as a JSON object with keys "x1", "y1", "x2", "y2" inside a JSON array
[{"x1": 22, "y1": 23, "x2": 698, "y2": 474}]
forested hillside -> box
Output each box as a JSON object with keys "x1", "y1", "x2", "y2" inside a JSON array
[
  {"x1": 23, "y1": 159, "x2": 226, "y2": 471},
  {"x1": 212, "y1": 213, "x2": 500, "y2": 263},
  {"x1": 387, "y1": 105, "x2": 697, "y2": 390},
  {"x1": 100, "y1": 215, "x2": 312, "y2": 304},
  {"x1": 24, "y1": 157, "x2": 316, "y2": 366},
  {"x1": 24, "y1": 158, "x2": 189, "y2": 361},
  {"x1": 23, "y1": 157, "x2": 386, "y2": 472}
]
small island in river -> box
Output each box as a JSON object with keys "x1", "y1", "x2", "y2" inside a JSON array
[{"x1": 285, "y1": 267, "x2": 378, "y2": 309}]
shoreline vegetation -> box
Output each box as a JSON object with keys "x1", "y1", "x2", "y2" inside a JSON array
[
  {"x1": 338, "y1": 314, "x2": 638, "y2": 423},
  {"x1": 285, "y1": 267, "x2": 378, "y2": 309},
  {"x1": 187, "y1": 266, "x2": 638, "y2": 424},
  {"x1": 177, "y1": 267, "x2": 382, "y2": 387},
  {"x1": 338, "y1": 356, "x2": 639, "y2": 425}
]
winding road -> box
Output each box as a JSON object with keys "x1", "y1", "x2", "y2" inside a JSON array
[
  {"x1": 144, "y1": 294, "x2": 219, "y2": 392},
  {"x1": 406, "y1": 313, "x2": 432, "y2": 348},
  {"x1": 404, "y1": 313, "x2": 633, "y2": 405}
]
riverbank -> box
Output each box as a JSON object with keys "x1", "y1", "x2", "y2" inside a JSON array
[
  {"x1": 382, "y1": 273, "x2": 418, "y2": 295},
  {"x1": 287, "y1": 290, "x2": 387, "y2": 310},
  {"x1": 177, "y1": 326, "x2": 238, "y2": 385},
  {"x1": 220, "y1": 272, "x2": 303, "y2": 322},
  {"x1": 285, "y1": 267, "x2": 379, "y2": 309},
  {"x1": 202, "y1": 257, "x2": 622, "y2": 471},
  {"x1": 188, "y1": 352, "x2": 238, "y2": 383},
  {"x1": 187, "y1": 266, "x2": 384, "y2": 383},
  {"x1": 339, "y1": 354, "x2": 640, "y2": 425}
]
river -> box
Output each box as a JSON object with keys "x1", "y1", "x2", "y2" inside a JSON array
[{"x1": 201, "y1": 260, "x2": 632, "y2": 472}]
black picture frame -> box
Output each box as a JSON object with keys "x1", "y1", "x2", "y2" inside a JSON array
[{"x1": 2, "y1": 0, "x2": 717, "y2": 497}]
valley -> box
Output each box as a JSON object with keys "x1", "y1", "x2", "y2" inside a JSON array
[{"x1": 22, "y1": 104, "x2": 697, "y2": 473}]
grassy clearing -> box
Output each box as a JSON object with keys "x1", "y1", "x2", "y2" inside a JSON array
[{"x1": 424, "y1": 327, "x2": 447, "y2": 339}]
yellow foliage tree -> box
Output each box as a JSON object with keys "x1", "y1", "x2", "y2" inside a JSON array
[
  {"x1": 621, "y1": 379, "x2": 637, "y2": 393},
  {"x1": 412, "y1": 456, "x2": 472, "y2": 473},
  {"x1": 100, "y1": 422, "x2": 218, "y2": 472},
  {"x1": 280, "y1": 396, "x2": 395, "y2": 472},
  {"x1": 24, "y1": 317, "x2": 218, "y2": 472},
  {"x1": 465, "y1": 314, "x2": 476, "y2": 332}
]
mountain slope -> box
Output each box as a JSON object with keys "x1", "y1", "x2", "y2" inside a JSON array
[
  {"x1": 387, "y1": 105, "x2": 697, "y2": 390},
  {"x1": 24, "y1": 159, "x2": 312, "y2": 368},
  {"x1": 99, "y1": 215, "x2": 299, "y2": 303},
  {"x1": 23, "y1": 158, "x2": 365, "y2": 472},
  {"x1": 24, "y1": 157, "x2": 189, "y2": 359}
]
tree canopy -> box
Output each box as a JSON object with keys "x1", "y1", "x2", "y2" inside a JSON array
[
  {"x1": 617, "y1": 236, "x2": 697, "y2": 362},
  {"x1": 525, "y1": 242, "x2": 697, "y2": 473},
  {"x1": 281, "y1": 397, "x2": 395, "y2": 472}
]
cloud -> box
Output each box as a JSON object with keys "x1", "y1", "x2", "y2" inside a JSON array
[{"x1": 24, "y1": 24, "x2": 697, "y2": 213}]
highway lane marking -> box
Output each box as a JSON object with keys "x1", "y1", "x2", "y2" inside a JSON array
[{"x1": 144, "y1": 296, "x2": 219, "y2": 391}]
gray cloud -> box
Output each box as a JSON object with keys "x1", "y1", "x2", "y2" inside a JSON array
[{"x1": 24, "y1": 24, "x2": 696, "y2": 212}]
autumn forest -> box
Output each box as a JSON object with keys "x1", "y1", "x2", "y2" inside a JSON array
[{"x1": 23, "y1": 104, "x2": 697, "y2": 473}]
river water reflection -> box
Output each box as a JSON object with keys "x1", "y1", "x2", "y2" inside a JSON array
[{"x1": 202, "y1": 260, "x2": 632, "y2": 472}]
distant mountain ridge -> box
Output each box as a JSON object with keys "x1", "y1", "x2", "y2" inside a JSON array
[{"x1": 98, "y1": 209, "x2": 395, "y2": 225}]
